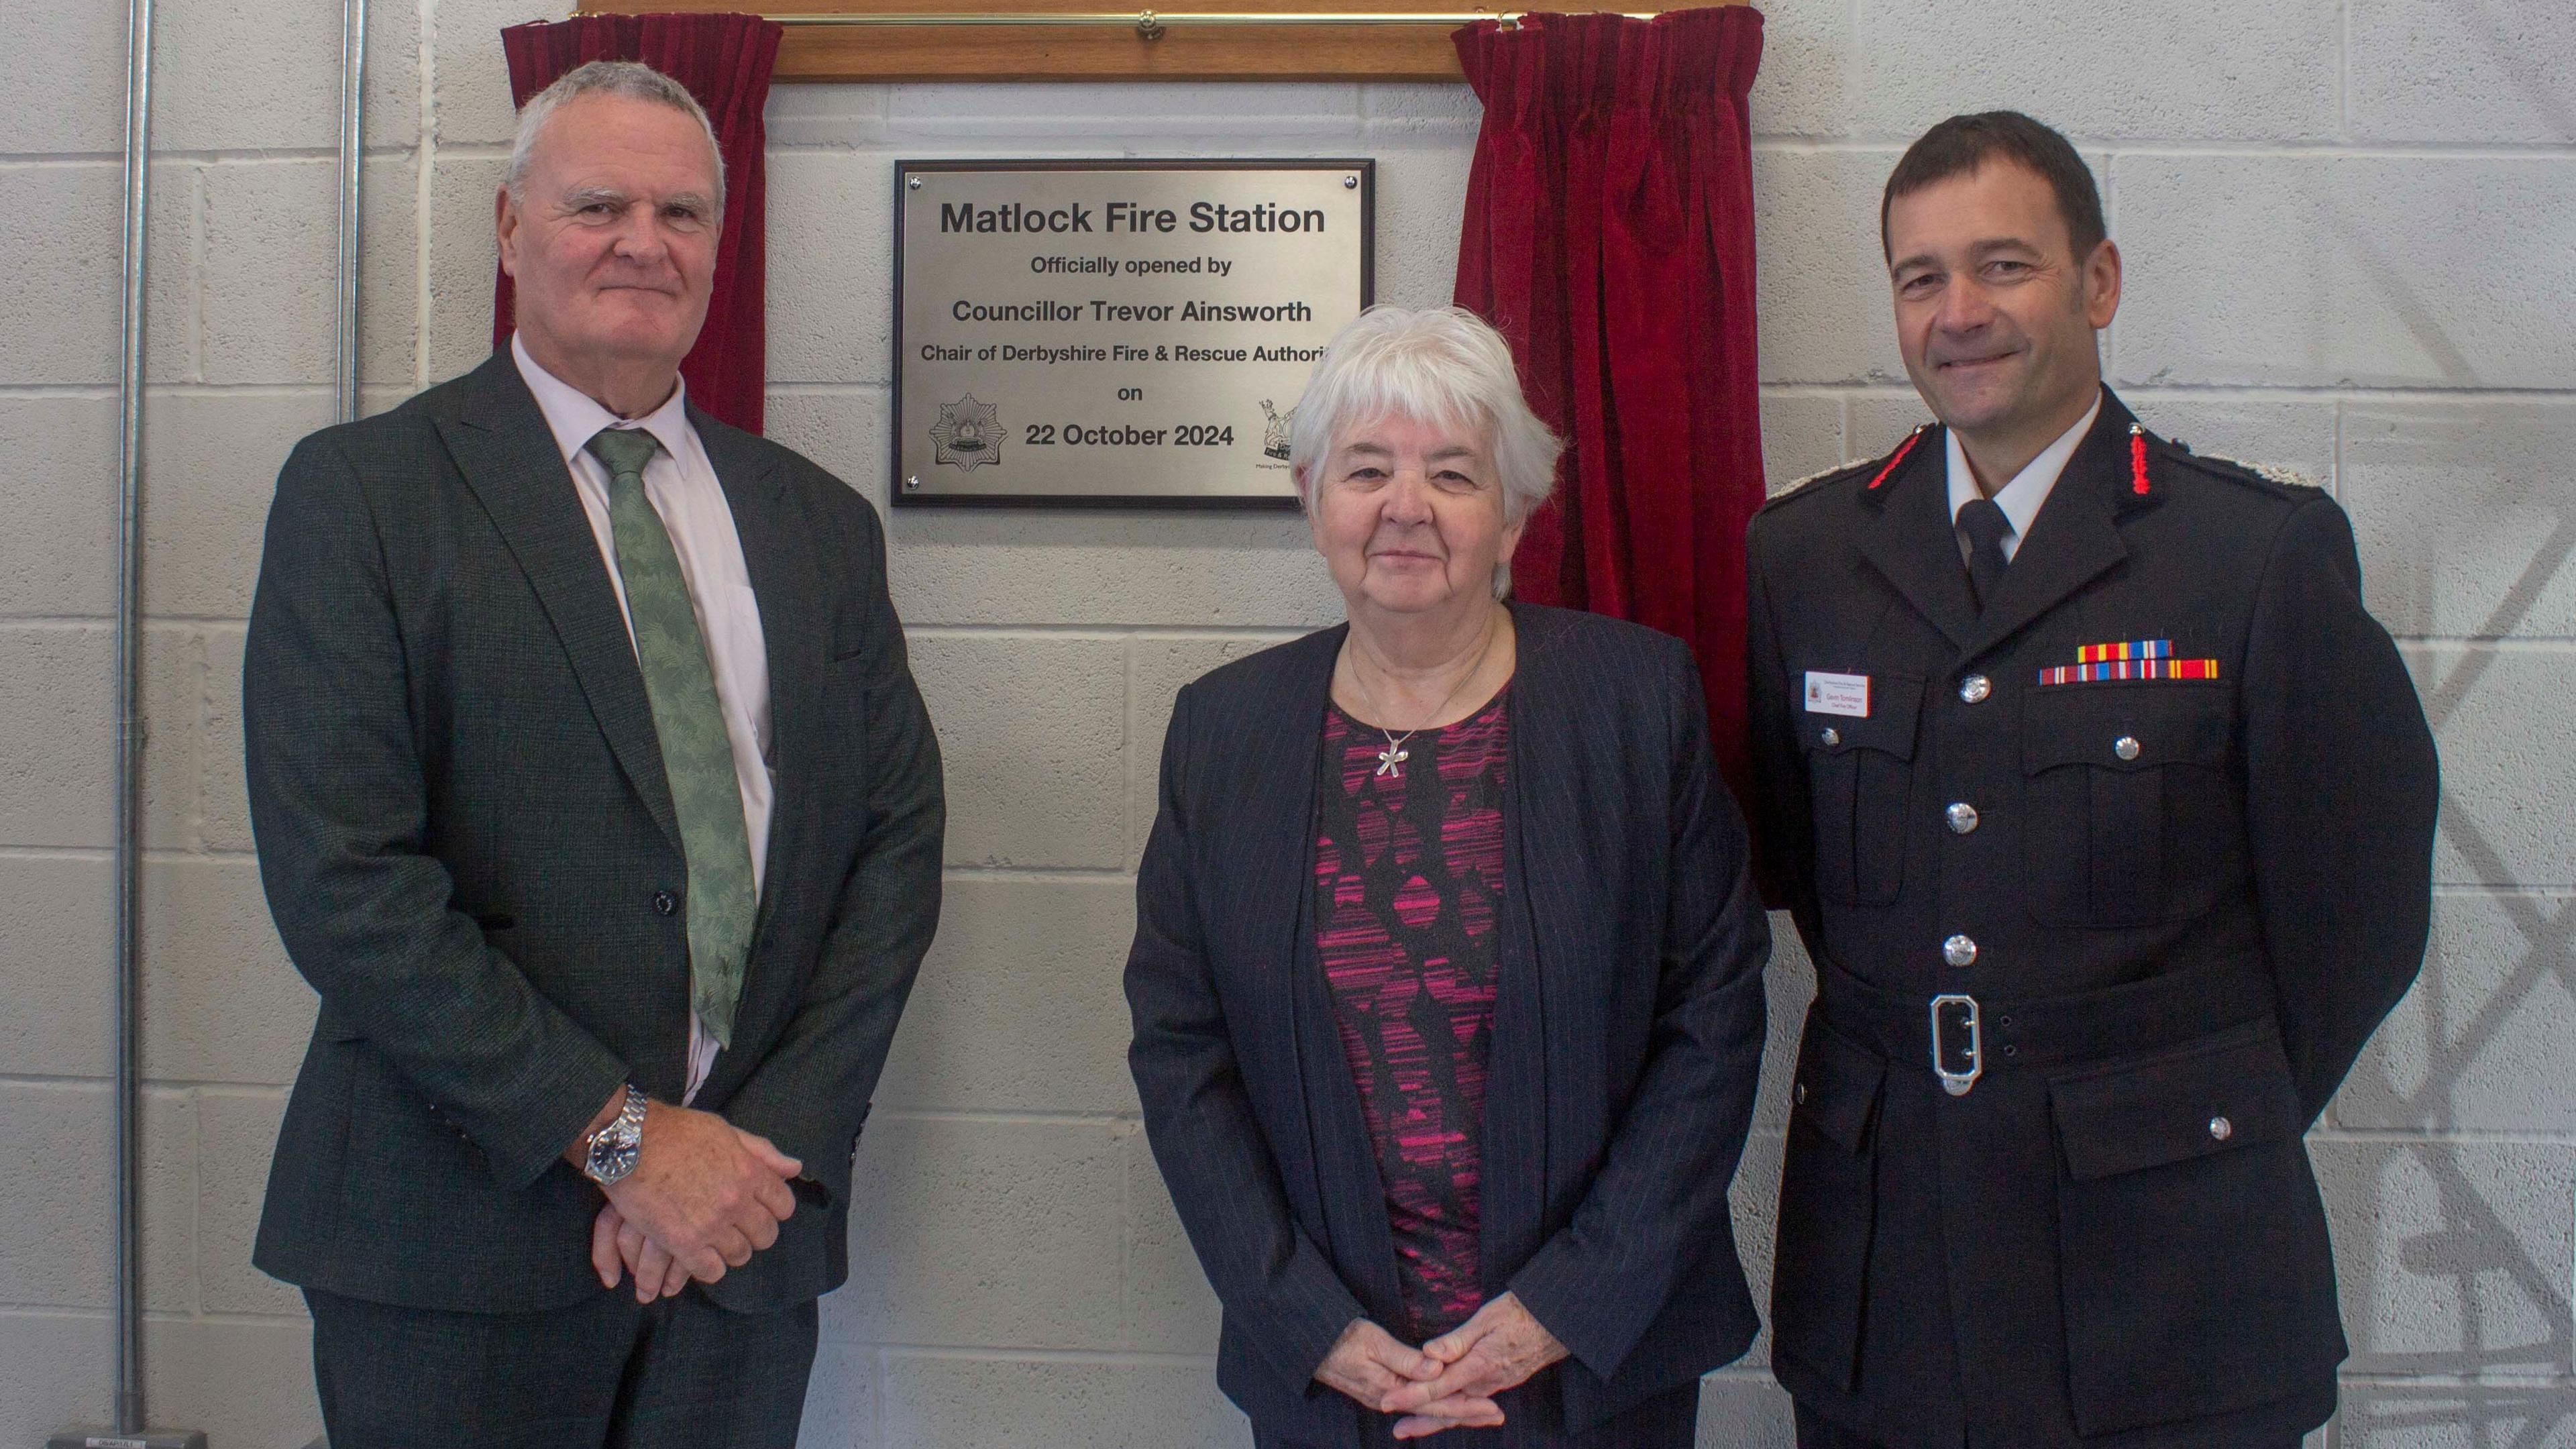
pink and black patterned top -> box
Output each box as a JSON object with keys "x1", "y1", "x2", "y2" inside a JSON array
[{"x1": 1313, "y1": 688, "x2": 1511, "y2": 1340}]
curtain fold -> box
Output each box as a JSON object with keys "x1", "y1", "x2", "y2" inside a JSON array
[
  {"x1": 493, "y1": 13, "x2": 783, "y2": 435},
  {"x1": 1454, "y1": 6, "x2": 1766, "y2": 805}
]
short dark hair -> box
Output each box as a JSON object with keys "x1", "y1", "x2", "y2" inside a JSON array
[{"x1": 1880, "y1": 111, "x2": 2105, "y2": 262}]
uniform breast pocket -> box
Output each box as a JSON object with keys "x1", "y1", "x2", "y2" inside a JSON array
[
  {"x1": 1800, "y1": 672, "x2": 1923, "y2": 906},
  {"x1": 2021, "y1": 682, "x2": 2235, "y2": 927}
]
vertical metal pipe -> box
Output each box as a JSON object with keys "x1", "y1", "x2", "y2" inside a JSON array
[
  {"x1": 113, "y1": 0, "x2": 156, "y2": 1434},
  {"x1": 336, "y1": 0, "x2": 366, "y2": 424}
]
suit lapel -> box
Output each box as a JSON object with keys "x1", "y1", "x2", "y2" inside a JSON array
[
  {"x1": 695, "y1": 408, "x2": 796, "y2": 945},
  {"x1": 437, "y1": 354, "x2": 681, "y2": 851},
  {"x1": 1961, "y1": 392, "x2": 2139, "y2": 660},
  {"x1": 1855, "y1": 430, "x2": 1981, "y2": 654}
]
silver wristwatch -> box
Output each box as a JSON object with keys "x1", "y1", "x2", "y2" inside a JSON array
[{"x1": 581, "y1": 1086, "x2": 649, "y2": 1185}]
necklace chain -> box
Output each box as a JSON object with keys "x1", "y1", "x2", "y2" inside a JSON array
[{"x1": 1347, "y1": 612, "x2": 1499, "y2": 781}]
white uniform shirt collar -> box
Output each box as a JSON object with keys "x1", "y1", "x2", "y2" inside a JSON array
[
  {"x1": 1944, "y1": 393, "x2": 2102, "y2": 562},
  {"x1": 511, "y1": 332, "x2": 696, "y2": 467}
]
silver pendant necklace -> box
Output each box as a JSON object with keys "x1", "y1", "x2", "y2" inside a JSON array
[{"x1": 1348, "y1": 614, "x2": 1499, "y2": 782}]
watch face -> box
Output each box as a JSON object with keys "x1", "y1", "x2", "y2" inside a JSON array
[{"x1": 587, "y1": 1130, "x2": 641, "y2": 1183}]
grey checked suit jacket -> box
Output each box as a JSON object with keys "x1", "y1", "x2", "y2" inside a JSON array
[{"x1": 245, "y1": 351, "x2": 944, "y2": 1316}]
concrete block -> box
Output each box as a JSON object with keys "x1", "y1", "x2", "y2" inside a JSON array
[
  {"x1": 0, "y1": 855, "x2": 115, "y2": 1079},
  {"x1": 2123, "y1": 394, "x2": 2338, "y2": 496},
  {"x1": 142, "y1": 389, "x2": 335, "y2": 620},
  {"x1": 1358, "y1": 83, "x2": 1483, "y2": 142},
  {"x1": 2334, "y1": 1379, "x2": 2576, "y2": 1448},
  {"x1": 883, "y1": 82, "x2": 1359, "y2": 145},
  {"x1": 1696, "y1": 1371, "x2": 1796, "y2": 1448},
  {"x1": 139, "y1": 625, "x2": 201, "y2": 853},
  {"x1": 2405, "y1": 644, "x2": 2576, "y2": 889},
  {"x1": 0, "y1": 1081, "x2": 194, "y2": 1313},
  {"x1": 0, "y1": 394, "x2": 117, "y2": 618},
  {"x1": 141, "y1": 1312, "x2": 320, "y2": 1449},
  {"x1": 1127, "y1": 633, "x2": 1304, "y2": 860},
  {"x1": 908, "y1": 633, "x2": 1129, "y2": 869},
  {"x1": 872, "y1": 876, "x2": 1139, "y2": 1116},
  {"x1": 2114, "y1": 156, "x2": 2576, "y2": 392},
  {"x1": 769, "y1": 85, "x2": 892, "y2": 150},
  {"x1": 0, "y1": 0, "x2": 127, "y2": 154},
  {"x1": 2335, "y1": 891, "x2": 2576, "y2": 1136},
  {"x1": 1759, "y1": 392, "x2": 1844, "y2": 495},
  {"x1": 2343, "y1": 400, "x2": 2576, "y2": 640},
  {"x1": 2313, "y1": 1137, "x2": 2575, "y2": 1380},
  {"x1": 1372, "y1": 144, "x2": 1473, "y2": 311},
  {"x1": 0, "y1": 1311, "x2": 113, "y2": 1449},
  {"x1": 152, "y1": 0, "x2": 345, "y2": 154},
  {"x1": 1848, "y1": 0, "x2": 2337, "y2": 142},
  {"x1": 1122, "y1": 1128, "x2": 1223, "y2": 1354},
  {"x1": 1750, "y1": 915, "x2": 1814, "y2": 1136},
  {"x1": 1844, "y1": 394, "x2": 1934, "y2": 467},
  {"x1": 426, "y1": 154, "x2": 508, "y2": 383},
  {"x1": 875, "y1": 1352, "x2": 1248, "y2": 1449},
  {"x1": 0, "y1": 163, "x2": 123, "y2": 386},
  {"x1": 199, "y1": 626, "x2": 252, "y2": 854},
  {"x1": 201, "y1": 160, "x2": 339, "y2": 385},
  {"x1": 766, "y1": 388, "x2": 889, "y2": 508},
  {"x1": 798, "y1": 1339, "x2": 881, "y2": 1449},
  {"x1": 433, "y1": 0, "x2": 570, "y2": 148},
  {"x1": 361, "y1": 152, "x2": 425, "y2": 391},
  {"x1": 0, "y1": 625, "x2": 113, "y2": 849},
  {"x1": 831, "y1": 1116, "x2": 1127, "y2": 1350},
  {"x1": 767, "y1": 150, "x2": 894, "y2": 388},
  {"x1": 142, "y1": 858, "x2": 311, "y2": 1087},
  {"x1": 195, "y1": 1089, "x2": 297, "y2": 1315},
  {"x1": 1751, "y1": 149, "x2": 1907, "y2": 387},
  {"x1": 2349, "y1": 0, "x2": 2576, "y2": 145},
  {"x1": 145, "y1": 162, "x2": 198, "y2": 388},
  {"x1": 888, "y1": 513, "x2": 1337, "y2": 632},
  {"x1": 1727, "y1": 1131, "x2": 1784, "y2": 1373},
  {"x1": 1744, "y1": 0, "x2": 1856, "y2": 140}
]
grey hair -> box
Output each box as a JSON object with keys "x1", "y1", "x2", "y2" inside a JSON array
[
  {"x1": 504, "y1": 60, "x2": 726, "y2": 216},
  {"x1": 1287, "y1": 306, "x2": 1561, "y2": 595}
]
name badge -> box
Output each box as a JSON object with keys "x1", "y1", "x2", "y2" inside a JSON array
[{"x1": 1805, "y1": 671, "x2": 1870, "y2": 718}]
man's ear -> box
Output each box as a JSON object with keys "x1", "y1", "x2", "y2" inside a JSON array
[
  {"x1": 495, "y1": 186, "x2": 520, "y2": 278},
  {"x1": 2084, "y1": 237, "x2": 2123, "y2": 330}
]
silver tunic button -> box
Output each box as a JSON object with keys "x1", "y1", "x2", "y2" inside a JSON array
[
  {"x1": 1820, "y1": 727, "x2": 1841, "y2": 747},
  {"x1": 1942, "y1": 934, "x2": 1978, "y2": 967},
  {"x1": 2114, "y1": 735, "x2": 2142, "y2": 761},
  {"x1": 1946, "y1": 802, "x2": 1980, "y2": 835},
  {"x1": 2208, "y1": 1116, "x2": 2233, "y2": 1142},
  {"x1": 1960, "y1": 674, "x2": 1992, "y2": 704}
]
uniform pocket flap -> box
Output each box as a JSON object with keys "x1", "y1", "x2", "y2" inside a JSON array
[
  {"x1": 1792, "y1": 1020, "x2": 1886, "y2": 1152},
  {"x1": 2023, "y1": 680, "x2": 2231, "y2": 775},
  {"x1": 2049, "y1": 1025, "x2": 2300, "y2": 1181},
  {"x1": 1798, "y1": 670, "x2": 1925, "y2": 761}
]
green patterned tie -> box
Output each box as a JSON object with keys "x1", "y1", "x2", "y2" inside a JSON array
[{"x1": 586, "y1": 426, "x2": 755, "y2": 1048}]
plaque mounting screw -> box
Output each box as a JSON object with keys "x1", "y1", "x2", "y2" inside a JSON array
[
  {"x1": 1344, "y1": 175, "x2": 1358, "y2": 189},
  {"x1": 905, "y1": 475, "x2": 921, "y2": 491},
  {"x1": 907, "y1": 175, "x2": 922, "y2": 190}
]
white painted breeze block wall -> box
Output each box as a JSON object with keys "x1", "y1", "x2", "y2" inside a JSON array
[{"x1": 2, "y1": 0, "x2": 2570, "y2": 1444}]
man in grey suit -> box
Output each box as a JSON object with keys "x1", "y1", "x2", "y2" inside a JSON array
[{"x1": 242, "y1": 60, "x2": 943, "y2": 1446}]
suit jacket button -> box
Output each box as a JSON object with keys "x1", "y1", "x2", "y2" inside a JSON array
[
  {"x1": 653, "y1": 890, "x2": 678, "y2": 916},
  {"x1": 1959, "y1": 674, "x2": 1992, "y2": 704}
]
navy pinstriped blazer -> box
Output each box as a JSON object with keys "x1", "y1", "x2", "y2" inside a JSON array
[{"x1": 1126, "y1": 603, "x2": 1770, "y2": 1444}]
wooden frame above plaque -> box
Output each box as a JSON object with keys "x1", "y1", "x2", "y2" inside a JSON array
[{"x1": 576, "y1": 0, "x2": 1745, "y2": 83}]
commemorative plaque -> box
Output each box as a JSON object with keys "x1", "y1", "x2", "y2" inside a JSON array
[{"x1": 894, "y1": 159, "x2": 1374, "y2": 507}]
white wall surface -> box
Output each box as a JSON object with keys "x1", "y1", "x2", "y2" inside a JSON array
[{"x1": 1, "y1": 0, "x2": 2571, "y2": 1444}]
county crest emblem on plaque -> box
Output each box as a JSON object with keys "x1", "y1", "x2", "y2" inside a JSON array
[
  {"x1": 1260, "y1": 399, "x2": 1295, "y2": 462},
  {"x1": 931, "y1": 394, "x2": 1002, "y2": 470}
]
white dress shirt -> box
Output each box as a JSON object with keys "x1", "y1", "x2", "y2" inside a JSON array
[
  {"x1": 513, "y1": 334, "x2": 772, "y2": 1104},
  {"x1": 1945, "y1": 394, "x2": 2102, "y2": 566}
]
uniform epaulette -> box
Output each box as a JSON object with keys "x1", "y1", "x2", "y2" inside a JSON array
[
  {"x1": 1760, "y1": 425, "x2": 1934, "y2": 513},
  {"x1": 2143, "y1": 434, "x2": 2324, "y2": 499}
]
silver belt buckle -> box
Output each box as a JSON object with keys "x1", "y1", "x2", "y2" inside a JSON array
[{"x1": 1931, "y1": 993, "x2": 1982, "y2": 1097}]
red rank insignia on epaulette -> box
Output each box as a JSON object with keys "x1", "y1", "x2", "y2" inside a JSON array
[
  {"x1": 1867, "y1": 425, "x2": 1927, "y2": 490},
  {"x1": 2129, "y1": 422, "x2": 2151, "y2": 496}
]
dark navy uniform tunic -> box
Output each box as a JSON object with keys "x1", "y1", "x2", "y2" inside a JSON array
[{"x1": 1744, "y1": 388, "x2": 2438, "y2": 1448}]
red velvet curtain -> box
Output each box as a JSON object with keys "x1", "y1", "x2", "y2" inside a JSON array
[
  {"x1": 1454, "y1": 7, "x2": 1766, "y2": 804},
  {"x1": 494, "y1": 14, "x2": 783, "y2": 434}
]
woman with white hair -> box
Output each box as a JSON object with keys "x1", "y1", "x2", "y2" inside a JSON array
[{"x1": 1126, "y1": 306, "x2": 1772, "y2": 1448}]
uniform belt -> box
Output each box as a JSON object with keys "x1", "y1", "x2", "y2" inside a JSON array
[{"x1": 1813, "y1": 954, "x2": 2276, "y2": 1096}]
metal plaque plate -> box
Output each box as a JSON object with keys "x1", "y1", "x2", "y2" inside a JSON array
[{"x1": 893, "y1": 159, "x2": 1373, "y2": 508}]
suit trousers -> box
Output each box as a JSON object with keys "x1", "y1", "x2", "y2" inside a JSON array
[
  {"x1": 306, "y1": 1285, "x2": 818, "y2": 1449},
  {"x1": 1790, "y1": 1401, "x2": 2303, "y2": 1449}
]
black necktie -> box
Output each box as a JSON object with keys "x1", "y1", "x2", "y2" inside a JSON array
[{"x1": 1958, "y1": 496, "x2": 2013, "y2": 612}]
